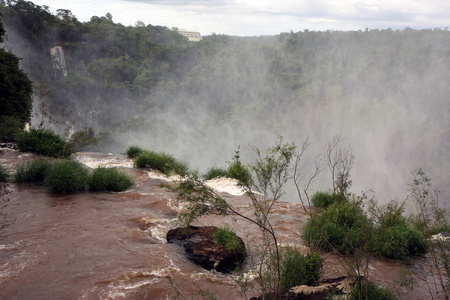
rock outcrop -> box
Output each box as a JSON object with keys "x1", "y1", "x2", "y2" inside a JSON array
[
  {"x1": 249, "y1": 276, "x2": 351, "y2": 300},
  {"x1": 166, "y1": 225, "x2": 246, "y2": 273}
]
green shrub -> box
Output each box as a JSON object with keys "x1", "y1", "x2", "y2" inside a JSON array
[
  {"x1": 311, "y1": 191, "x2": 335, "y2": 209},
  {"x1": 203, "y1": 166, "x2": 228, "y2": 180},
  {"x1": 280, "y1": 250, "x2": 323, "y2": 290},
  {"x1": 302, "y1": 199, "x2": 372, "y2": 254},
  {"x1": 371, "y1": 202, "x2": 427, "y2": 258},
  {"x1": 227, "y1": 159, "x2": 252, "y2": 186},
  {"x1": 16, "y1": 127, "x2": 74, "y2": 158},
  {"x1": 125, "y1": 145, "x2": 144, "y2": 158},
  {"x1": 88, "y1": 167, "x2": 133, "y2": 192},
  {"x1": 14, "y1": 158, "x2": 53, "y2": 183},
  {"x1": 133, "y1": 150, "x2": 189, "y2": 176},
  {"x1": 348, "y1": 279, "x2": 399, "y2": 300},
  {"x1": 212, "y1": 226, "x2": 242, "y2": 251},
  {"x1": 0, "y1": 164, "x2": 10, "y2": 182},
  {"x1": 0, "y1": 115, "x2": 23, "y2": 142},
  {"x1": 44, "y1": 160, "x2": 88, "y2": 193}
]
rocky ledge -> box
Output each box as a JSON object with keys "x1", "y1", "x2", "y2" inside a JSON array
[
  {"x1": 166, "y1": 225, "x2": 246, "y2": 273},
  {"x1": 250, "y1": 276, "x2": 351, "y2": 300}
]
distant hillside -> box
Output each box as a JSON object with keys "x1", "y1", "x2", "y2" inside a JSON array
[{"x1": 2, "y1": 0, "x2": 450, "y2": 204}]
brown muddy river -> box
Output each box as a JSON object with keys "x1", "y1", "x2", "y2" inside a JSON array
[{"x1": 0, "y1": 149, "x2": 447, "y2": 299}]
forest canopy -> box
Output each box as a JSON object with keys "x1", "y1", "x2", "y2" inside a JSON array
[{"x1": 1, "y1": 0, "x2": 449, "y2": 202}]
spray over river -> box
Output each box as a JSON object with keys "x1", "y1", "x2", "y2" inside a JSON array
[{"x1": 0, "y1": 149, "x2": 444, "y2": 299}]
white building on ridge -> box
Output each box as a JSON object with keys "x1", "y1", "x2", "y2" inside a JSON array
[{"x1": 176, "y1": 29, "x2": 202, "y2": 41}]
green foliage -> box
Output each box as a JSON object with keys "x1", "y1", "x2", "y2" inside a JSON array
[
  {"x1": 212, "y1": 226, "x2": 241, "y2": 251},
  {"x1": 167, "y1": 172, "x2": 230, "y2": 228},
  {"x1": 88, "y1": 166, "x2": 133, "y2": 192},
  {"x1": 226, "y1": 150, "x2": 252, "y2": 186},
  {"x1": 0, "y1": 164, "x2": 9, "y2": 182},
  {"x1": 280, "y1": 249, "x2": 323, "y2": 290},
  {"x1": 44, "y1": 160, "x2": 88, "y2": 193},
  {"x1": 370, "y1": 201, "x2": 427, "y2": 258},
  {"x1": 0, "y1": 115, "x2": 23, "y2": 142},
  {"x1": 203, "y1": 166, "x2": 228, "y2": 180},
  {"x1": 311, "y1": 191, "x2": 335, "y2": 210},
  {"x1": 348, "y1": 279, "x2": 399, "y2": 300},
  {"x1": 0, "y1": 39, "x2": 33, "y2": 128},
  {"x1": 125, "y1": 145, "x2": 144, "y2": 158},
  {"x1": 16, "y1": 127, "x2": 74, "y2": 158},
  {"x1": 14, "y1": 158, "x2": 53, "y2": 183},
  {"x1": 303, "y1": 198, "x2": 372, "y2": 255},
  {"x1": 133, "y1": 150, "x2": 189, "y2": 176},
  {"x1": 408, "y1": 169, "x2": 450, "y2": 295}
]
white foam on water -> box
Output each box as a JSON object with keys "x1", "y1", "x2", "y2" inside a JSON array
[
  {"x1": 74, "y1": 152, "x2": 133, "y2": 169},
  {"x1": 205, "y1": 177, "x2": 246, "y2": 196},
  {"x1": 135, "y1": 216, "x2": 177, "y2": 243},
  {"x1": 146, "y1": 170, "x2": 183, "y2": 182},
  {"x1": 0, "y1": 251, "x2": 41, "y2": 280}
]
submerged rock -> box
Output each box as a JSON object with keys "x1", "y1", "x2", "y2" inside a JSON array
[{"x1": 166, "y1": 225, "x2": 246, "y2": 273}]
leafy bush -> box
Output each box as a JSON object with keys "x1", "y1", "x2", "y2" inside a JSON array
[
  {"x1": 280, "y1": 249, "x2": 323, "y2": 290},
  {"x1": 203, "y1": 166, "x2": 228, "y2": 180},
  {"x1": 227, "y1": 151, "x2": 252, "y2": 185},
  {"x1": 133, "y1": 150, "x2": 189, "y2": 176},
  {"x1": 16, "y1": 127, "x2": 74, "y2": 158},
  {"x1": 311, "y1": 191, "x2": 335, "y2": 210},
  {"x1": 14, "y1": 158, "x2": 53, "y2": 183},
  {"x1": 44, "y1": 160, "x2": 88, "y2": 193},
  {"x1": 302, "y1": 199, "x2": 372, "y2": 254},
  {"x1": 0, "y1": 164, "x2": 10, "y2": 182},
  {"x1": 371, "y1": 202, "x2": 427, "y2": 258},
  {"x1": 212, "y1": 226, "x2": 242, "y2": 251},
  {"x1": 125, "y1": 145, "x2": 144, "y2": 158},
  {"x1": 88, "y1": 166, "x2": 133, "y2": 192},
  {"x1": 0, "y1": 115, "x2": 23, "y2": 142},
  {"x1": 348, "y1": 279, "x2": 399, "y2": 300}
]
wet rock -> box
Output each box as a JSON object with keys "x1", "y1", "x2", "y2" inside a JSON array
[
  {"x1": 0, "y1": 143, "x2": 18, "y2": 150},
  {"x1": 250, "y1": 276, "x2": 350, "y2": 300},
  {"x1": 166, "y1": 225, "x2": 246, "y2": 273}
]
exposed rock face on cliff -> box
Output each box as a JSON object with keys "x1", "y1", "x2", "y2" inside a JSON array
[{"x1": 166, "y1": 225, "x2": 246, "y2": 273}]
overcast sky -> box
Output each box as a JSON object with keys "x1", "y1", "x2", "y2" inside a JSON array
[{"x1": 31, "y1": 0, "x2": 450, "y2": 36}]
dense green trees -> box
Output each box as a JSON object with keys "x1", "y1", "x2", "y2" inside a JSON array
[
  {"x1": 0, "y1": 11, "x2": 33, "y2": 141},
  {"x1": 1, "y1": 1, "x2": 449, "y2": 200}
]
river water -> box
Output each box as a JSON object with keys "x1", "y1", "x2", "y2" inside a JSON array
[{"x1": 0, "y1": 149, "x2": 446, "y2": 299}]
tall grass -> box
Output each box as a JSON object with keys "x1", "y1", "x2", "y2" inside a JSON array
[
  {"x1": 88, "y1": 167, "x2": 133, "y2": 192},
  {"x1": 125, "y1": 145, "x2": 144, "y2": 158},
  {"x1": 14, "y1": 158, "x2": 53, "y2": 183},
  {"x1": 16, "y1": 127, "x2": 74, "y2": 158},
  {"x1": 348, "y1": 279, "x2": 399, "y2": 300},
  {"x1": 44, "y1": 160, "x2": 88, "y2": 193},
  {"x1": 203, "y1": 166, "x2": 228, "y2": 180},
  {"x1": 212, "y1": 226, "x2": 242, "y2": 251},
  {"x1": 133, "y1": 150, "x2": 189, "y2": 176},
  {"x1": 280, "y1": 249, "x2": 323, "y2": 290}
]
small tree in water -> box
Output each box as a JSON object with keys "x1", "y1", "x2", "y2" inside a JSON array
[{"x1": 167, "y1": 137, "x2": 299, "y2": 298}]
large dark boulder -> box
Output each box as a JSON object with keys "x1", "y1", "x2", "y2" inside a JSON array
[{"x1": 166, "y1": 225, "x2": 246, "y2": 273}]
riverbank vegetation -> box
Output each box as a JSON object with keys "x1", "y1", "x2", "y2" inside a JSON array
[
  {"x1": 133, "y1": 149, "x2": 189, "y2": 176},
  {"x1": 10, "y1": 157, "x2": 134, "y2": 193},
  {"x1": 88, "y1": 166, "x2": 133, "y2": 192},
  {"x1": 16, "y1": 127, "x2": 74, "y2": 158}
]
